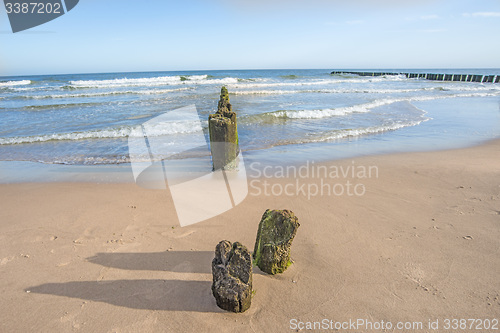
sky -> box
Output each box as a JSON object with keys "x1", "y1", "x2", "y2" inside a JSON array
[{"x1": 0, "y1": 0, "x2": 499, "y2": 76}]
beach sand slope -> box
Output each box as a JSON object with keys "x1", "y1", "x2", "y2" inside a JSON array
[{"x1": 0, "y1": 140, "x2": 499, "y2": 332}]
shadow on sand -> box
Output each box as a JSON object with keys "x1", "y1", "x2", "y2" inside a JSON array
[
  {"x1": 27, "y1": 279, "x2": 221, "y2": 312},
  {"x1": 27, "y1": 251, "x2": 225, "y2": 312},
  {"x1": 87, "y1": 251, "x2": 213, "y2": 274}
]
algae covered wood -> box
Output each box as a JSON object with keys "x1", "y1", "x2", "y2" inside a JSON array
[
  {"x1": 211, "y1": 240, "x2": 253, "y2": 313},
  {"x1": 208, "y1": 86, "x2": 239, "y2": 170},
  {"x1": 253, "y1": 209, "x2": 300, "y2": 275}
]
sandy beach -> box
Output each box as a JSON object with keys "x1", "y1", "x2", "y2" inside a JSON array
[{"x1": 1, "y1": 140, "x2": 499, "y2": 332}]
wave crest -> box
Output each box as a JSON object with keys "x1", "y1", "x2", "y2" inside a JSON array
[
  {"x1": 69, "y1": 75, "x2": 239, "y2": 88},
  {"x1": 15, "y1": 87, "x2": 191, "y2": 100},
  {"x1": 0, "y1": 120, "x2": 204, "y2": 145},
  {"x1": 0, "y1": 80, "x2": 31, "y2": 87}
]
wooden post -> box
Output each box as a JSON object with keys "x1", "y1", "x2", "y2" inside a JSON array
[{"x1": 208, "y1": 87, "x2": 240, "y2": 171}]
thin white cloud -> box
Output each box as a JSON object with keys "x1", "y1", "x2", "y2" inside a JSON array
[
  {"x1": 405, "y1": 14, "x2": 439, "y2": 21},
  {"x1": 221, "y1": 0, "x2": 438, "y2": 11},
  {"x1": 324, "y1": 20, "x2": 364, "y2": 26},
  {"x1": 418, "y1": 28, "x2": 446, "y2": 33},
  {"x1": 463, "y1": 12, "x2": 500, "y2": 18},
  {"x1": 420, "y1": 14, "x2": 439, "y2": 20}
]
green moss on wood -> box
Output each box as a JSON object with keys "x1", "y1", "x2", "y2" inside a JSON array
[
  {"x1": 253, "y1": 209, "x2": 300, "y2": 275},
  {"x1": 220, "y1": 86, "x2": 230, "y2": 102},
  {"x1": 208, "y1": 86, "x2": 239, "y2": 170}
]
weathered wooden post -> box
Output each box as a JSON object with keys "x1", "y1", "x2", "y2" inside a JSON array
[
  {"x1": 253, "y1": 209, "x2": 300, "y2": 275},
  {"x1": 211, "y1": 240, "x2": 253, "y2": 312},
  {"x1": 208, "y1": 87, "x2": 239, "y2": 170}
]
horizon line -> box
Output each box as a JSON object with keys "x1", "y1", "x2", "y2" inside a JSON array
[{"x1": 2, "y1": 67, "x2": 500, "y2": 78}]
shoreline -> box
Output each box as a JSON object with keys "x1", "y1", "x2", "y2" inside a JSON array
[
  {"x1": 1, "y1": 134, "x2": 500, "y2": 184},
  {"x1": 1, "y1": 138, "x2": 499, "y2": 331}
]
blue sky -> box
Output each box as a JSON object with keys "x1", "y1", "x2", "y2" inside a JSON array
[{"x1": 1, "y1": 0, "x2": 499, "y2": 76}]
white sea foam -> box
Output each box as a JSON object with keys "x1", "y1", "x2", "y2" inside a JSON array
[
  {"x1": 70, "y1": 76, "x2": 190, "y2": 88},
  {"x1": 307, "y1": 120, "x2": 428, "y2": 143},
  {"x1": 0, "y1": 80, "x2": 31, "y2": 87},
  {"x1": 0, "y1": 120, "x2": 205, "y2": 145},
  {"x1": 266, "y1": 98, "x2": 402, "y2": 119},
  {"x1": 264, "y1": 91, "x2": 500, "y2": 120},
  {"x1": 22, "y1": 87, "x2": 190, "y2": 99},
  {"x1": 232, "y1": 90, "x2": 300, "y2": 95},
  {"x1": 228, "y1": 80, "x2": 335, "y2": 89},
  {"x1": 54, "y1": 156, "x2": 131, "y2": 165},
  {"x1": 436, "y1": 85, "x2": 500, "y2": 92},
  {"x1": 67, "y1": 74, "x2": 405, "y2": 89},
  {"x1": 11, "y1": 87, "x2": 38, "y2": 91},
  {"x1": 231, "y1": 87, "x2": 434, "y2": 95},
  {"x1": 227, "y1": 75, "x2": 407, "y2": 89},
  {"x1": 69, "y1": 75, "x2": 238, "y2": 88},
  {"x1": 186, "y1": 75, "x2": 209, "y2": 81}
]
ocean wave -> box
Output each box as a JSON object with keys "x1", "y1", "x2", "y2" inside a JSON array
[
  {"x1": 23, "y1": 102, "x2": 103, "y2": 110},
  {"x1": 0, "y1": 80, "x2": 31, "y2": 87},
  {"x1": 0, "y1": 120, "x2": 205, "y2": 145},
  {"x1": 228, "y1": 80, "x2": 335, "y2": 89},
  {"x1": 228, "y1": 75, "x2": 407, "y2": 89},
  {"x1": 237, "y1": 78, "x2": 269, "y2": 83},
  {"x1": 70, "y1": 75, "x2": 204, "y2": 87},
  {"x1": 445, "y1": 92, "x2": 500, "y2": 98},
  {"x1": 433, "y1": 85, "x2": 500, "y2": 92},
  {"x1": 305, "y1": 120, "x2": 428, "y2": 143},
  {"x1": 69, "y1": 75, "x2": 239, "y2": 88},
  {"x1": 231, "y1": 87, "x2": 434, "y2": 95},
  {"x1": 231, "y1": 90, "x2": 300, "y2": 95},
  {"x1": 66, "y1": 74, "x2": 404, "y2": 89},
  {"x1": 266, "y1": 91, "x2": 500, "y2": 120},
  {"x1": 257, "y1": 98, "x2": 402, "y2": 120},
  {"x1": 241, "y1": 91, "x2": 499, "y2": 121},
  {"x1": 15, "y1": 87, "x2": 191, "y2": 100}
]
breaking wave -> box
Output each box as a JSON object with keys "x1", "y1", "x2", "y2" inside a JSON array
[
  {"x1": 251, "y1": 92, "x2": 500, "y2": 120},
  {"x1": 0, "y1": 120, "x2": 204, "y2": 145},
  {"x1": 301, "y1": 120, "x2": 429, "y2": 143},
  {"x1": 253, "y1": 98, "x2": 404, "y2": 120},
  {"x1": 0, "y1": 80, "x2": 32, "y2": 87},
  {"x1": 15, "y1": 87, "x2": 191, "y2": 99},
  {"x1": 69, "y1": 75, "x2": 239, "y2": 88},
  {"x1": 230, "y1": 87, "x2": 440, "y2": 95}
]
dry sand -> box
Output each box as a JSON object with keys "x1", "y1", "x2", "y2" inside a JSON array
[{"x1": 0, "y1": 140, "x2": 499, "y2": 332}]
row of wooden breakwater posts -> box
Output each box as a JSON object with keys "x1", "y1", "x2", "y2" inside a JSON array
[{"x1": 331, "y1": 71, "x2": 500, "y2": 83}]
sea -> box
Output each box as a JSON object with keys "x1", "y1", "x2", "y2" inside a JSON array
[{"x1": 1, "y1": 69, "x2": 499, "y2": 182}]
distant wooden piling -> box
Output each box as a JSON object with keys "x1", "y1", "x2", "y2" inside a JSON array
[
  {"x1": 331, "y1": 71, "x2": 499, "y2": 84},
  {"x1": 483, "y1": 75, "x2": 495, "y2": 83}
]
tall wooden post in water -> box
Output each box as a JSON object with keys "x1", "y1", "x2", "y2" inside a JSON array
[{"x1": 208, "y1": 87, "x2": 239, "y2": 170}]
